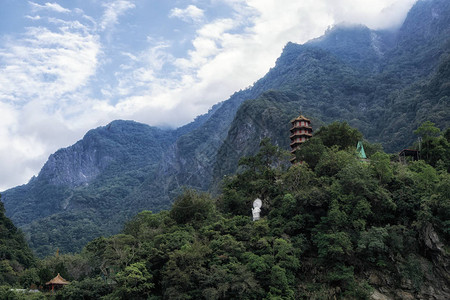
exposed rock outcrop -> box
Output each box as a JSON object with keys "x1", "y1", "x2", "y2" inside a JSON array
[{"x1": 369, "y1": 224, "x2": 450, "y2": 300}]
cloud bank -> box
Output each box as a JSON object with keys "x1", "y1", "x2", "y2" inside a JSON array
[{"x1": 0, "y1": 0, "x2": 417, "y2": 190}]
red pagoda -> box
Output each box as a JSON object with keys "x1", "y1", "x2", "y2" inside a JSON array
[{"x1": 290, "y1": 115, "x2": 312, "y2": 163}]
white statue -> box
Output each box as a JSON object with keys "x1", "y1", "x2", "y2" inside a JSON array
[{"x1": 252, "y1": 198, "x2": 262, "y2": 221}]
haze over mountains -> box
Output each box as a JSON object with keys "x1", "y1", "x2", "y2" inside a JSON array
[{"x1": 2, "y1": 0, "x2": 450, "y2": 257}]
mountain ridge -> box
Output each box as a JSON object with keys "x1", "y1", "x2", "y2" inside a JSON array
[{"x1": 2, "y1": 0, "x2": 449, "y2": 256}]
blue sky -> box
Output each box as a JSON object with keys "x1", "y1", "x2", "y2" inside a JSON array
[{"x1": 0, "y1": 0, "x2": 417, "y2": 190}]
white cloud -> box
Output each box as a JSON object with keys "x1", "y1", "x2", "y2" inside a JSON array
[
  {"x1": 29, "y1": 1, "x2": 70, "y2": 13},
  {"x1": 322, "y1": 0, "x2": 418, "y2": 30},
  {"x1": 0, "y1": 0, "x2": 418, "y2": 191},
  {"x1": 100, "y1": 0, "x2": 135, "y2": 30},
  {"x1": 138, "y1": 0, "x2": 335, "y2": 117},
  {"x1": 378, "y1": 0, "x2": 419, "y2": 29},
  {"x1": 111, "y1": 41, "x2": 175, "y2": 97},
  {"x1": 169, "y1": 5, "x2": 205, "y2": 23},
  {"x1": 0, "y1": 26, "x2": 100, "y2": 102},
  {"x1": 0, "y1": 8, "x2": 101, "y2": 190},
  {"x1": 93, "y1": 0, "x2": 418, "y2": 129},
  {"x1": 25, "y1": 15, "x2": 41, "y2": 21}
]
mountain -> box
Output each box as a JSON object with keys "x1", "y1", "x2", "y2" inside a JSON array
[
  {"x1": 21, "y1": 126, "x2": 450, "y2": 299},
  {"x1": 8, "y1": 121, "x2": 173, "y2": 224},
  {"x1": 3, "y1": 120, "x2": 177, "y2": 256},
  {"x1": 2, "y1": 0, "x2": 450, "y2": 257}
]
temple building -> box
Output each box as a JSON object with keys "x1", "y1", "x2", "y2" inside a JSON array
[
  {"x1": 290, "y1": 114, "x2": 313, "y2": 164},
  {"x1": 46, "y1": 273, "x2": 69, "y2": 292},
  {"x1": 399, "y1": 149, "x2": 420, "y2": 164}
]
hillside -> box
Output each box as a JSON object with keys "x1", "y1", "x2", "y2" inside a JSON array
[
  {"x1": 212, "y1": 0, "x2": 450, "y2": 180},
  {"x1": 3, "y1": 123, "x2": 449, "y2": 299},
  {"x1": 0, "y1": 195, "x2": 35, "y2": 286},
  {"x1": 3, "y1": 121, "x2": 177, "y2": 255},
  {"x1": 1, "y1": 0, "x2": 450, "y2": 257}
]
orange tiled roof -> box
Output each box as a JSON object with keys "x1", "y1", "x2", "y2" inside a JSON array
[{"x1": 46, "y1": 273, "x2": 69, "y2": 285}]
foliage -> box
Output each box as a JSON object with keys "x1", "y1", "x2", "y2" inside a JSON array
[
  {"x1": 170, "y1": 190, "x2": 216, "y2": 226},
  {"x1": 1, "y1": 121, "x2": 449, "y2": 299},
  {"x1": 315, "y1": 121, "x2": 363, "y2": 150},
  {"x1": 110, "y1": 262, "x2": 154, "y2": 299},
  {"x1": 55, "y1": 277, "x2": 112, "y2": 300},
  {"x1": 0, "y1": 195, "x2": 35, "y2": 286},
  {"x1": 414, "y1": 121, "x2": 450, "y2": 171},
  {"x1": 369, "y1": 152, "x2": 393, "y2": 183},
  {"x1": 414, "y1": 121, "x2": 442, "y2": 138},
  {"x1": 0, "y1": 286, "x2": 45, "y2": 300}
]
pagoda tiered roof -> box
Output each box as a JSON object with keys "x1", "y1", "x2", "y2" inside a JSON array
[
  {"x1": 46, "y1": 273, "x2": 69, "y2": 286},
  {"x1": 290, "y1": 115, "x2": 311, "y2": 123},
  {"x1": 290, "y1": 132, "x2": 312, "y2": 139}
]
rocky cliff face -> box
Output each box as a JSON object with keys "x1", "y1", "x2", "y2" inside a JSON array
[
  {"x1": 383, "y1": 0, "x2": 450, "y2": 83},
  {"x1": 307, "y1": 24, "x2": 392, "y2": 72},
  {"x1": 1, "y1": 120, "x2": 177, "y2": 249},
  {"x1": 368, "y1": 224, "x2": 450, "y2": 300},
  {"x1": 39, "y1": 139, "x2": 113, "y2": 187},
  {"x1": 37, "y1": 120, "x2": 174, "y2": 188}
]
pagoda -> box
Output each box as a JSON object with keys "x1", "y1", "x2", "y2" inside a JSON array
[
  {"x1": 46, "y1": 273, "x2": 69, "y2": 292},
  {"x1": 290, "y1": 114, "x2": 312, "y2": 163}
]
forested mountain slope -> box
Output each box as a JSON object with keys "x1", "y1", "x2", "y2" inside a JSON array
[
  {"x1": 213, "y1": 0, "x2": 450, "y2": 179},
  {"x1": 0, "y1": 195, "x2": 35, "y2": 286},
  {"x1": 4, "y1": 124, "x2": 448, "y2": 299},
  {"x1": 2, "y1": 120, "x2": 179, "y2": 256},
  {"x1": 1, "y1": 0, "x2": 449, "y2": 257}
]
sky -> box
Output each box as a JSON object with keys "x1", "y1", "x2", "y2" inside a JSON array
[{"x1": 0, "y1": 0, "x2": 418, "y2": 191}]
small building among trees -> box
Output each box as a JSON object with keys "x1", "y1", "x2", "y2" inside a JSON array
[
  {"x1": 46, "y1": 273, "x2": 69, "y2": 292},
  {"x1": 398, "y1": 149, "x2": 420, "y2": 164}
]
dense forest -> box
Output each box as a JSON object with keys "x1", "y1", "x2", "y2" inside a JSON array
[{"x1": 1, "y1": 121, "x2": 449, "y2": 299}]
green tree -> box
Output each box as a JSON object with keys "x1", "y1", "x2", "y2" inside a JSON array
[
  {"x1": 314, "y1": 231, "x2": 353, "y2": 261},
  {"x1": 238, "y1": 138, "x2": 288, "y2": 172},
  {"x1": 370, "y1": 152, "x2": 393, "y2": 183},
  {"x1": 295, "y1": 137, "x2": 326, "y2": 169},
  {"x1": 414, "y1": 121, "x2": 441, "y2": 138},
  {"x1": 266, "y1": 265, "x2": 294, "y2": 299},
  {"x1": 357, "y1": 227, "x2": 389, "y2": 266},
  {"x1": 162, "y1": 241, "x2": 211, "y2": 299},
  {"x1": 0, "y1": 260, "x2": 17, "y2": 286},
  {"x1": 428, "y1": 172, "x2": 450, "y2": 239},
  {"x1": 18, "y1": 268, "x2": 39, "y2": 289},
  {"x1": 55, "y1": 277, "x2": 112, "y2": 300},
  {"x1": 282, "y1": 163, "x2": 317, "y2": 194},
  {"x1": 414, "y1": 122, "x2": 450, "y2": 170},
  {"x1": 170, "y1": 189, "x2": 216, "y2": 226},
  {"x1": 315, "y1": 148, "x2": 354, "y2": 177},
  {"x1": 315, "y1": 121, "x2": 363, "y2": 150},
  {"x1": 220, "y1": 139, "x2": 286, "y2": 215},
  {"x1": 112, "y1": 262, "x2": 154, "y2": 299},
  {"x1": 0, "y1": 194, "x2": 36, "y2": 286},
  {"x1": 201, "y1": 263, "x2": 262, "y2": 299},
  {"x1": 123, "y1": 210, "x2": 172, "y2": 240}
]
